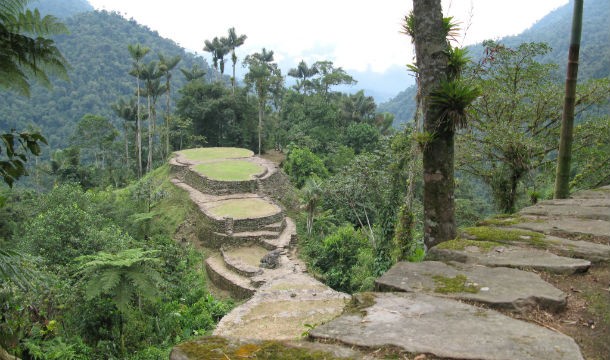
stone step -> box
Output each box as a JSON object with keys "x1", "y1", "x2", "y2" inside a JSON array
[
  {"x1": 261, "y1": 217, "x2": 297, "y2": 250},
  {"x1": 570, "y1": 185, "x2": 610, "y2": 199},
  {"x1": 205, "y1": 255, "x2": 256, "y2": 300},
  {"x1": 263, "y1": 220, "x2": 286, "y2": 232},
  {"x1": 504, "y1": 229, "x2": 610, "y2": 263},
  {"x1": 510, "y1": 216, "x2": 610, "y2": 245},
  {"x1": 211, "y1": 230, "x2": 281, "y2": 247},
  {"x1": 520, "y1": 202, "x2": 610, "y2": 221},
  {"x1": 428, "y1": 243, "x2": 591, "y2": 275},
  {"x1": 214, "y1": 273, "x2": 350, "y2": 341},
  {"x1": 221, "y1": 245, "x2": 269, "y2": 277},
  {"x1": 375, "y1": 261, "x2": 566, "y2": 312},
  {"x1": 309, "y1": 292, "x2": 584, "y2": 360}
]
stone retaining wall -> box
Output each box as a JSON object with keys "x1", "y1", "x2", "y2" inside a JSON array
[{"x1": 197, "y1": 211, "x2": 285, "y2": 248}]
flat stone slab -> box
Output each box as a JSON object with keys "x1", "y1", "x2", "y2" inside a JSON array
[
  {"x1": 375, "y1": 261, "x2": 566, "y2": 312},
  {"x1": 428, "y1": 245, "x2": 590, "y2": 275},
  {"x1": 506, "y1": 230, "x2": 610, "y2": 262},
  {"x1": 309, "y1": 292, "x2": 584, "y2": 360},
  {"x1": 511, "y1": 216, "x2": 610, "y2": 243},
  {"x1": 520, "y1": 202, "x2": 610, "y2": 221},
  {"x1": 214, "y1": 272, "x2": 349, "y2": 341},
  {"x1": 570, "y1": 186, "x2": 610, "y2": 199}
]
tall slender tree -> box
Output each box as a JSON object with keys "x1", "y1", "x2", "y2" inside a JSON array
[
  {"x1": 244, "y1": 48, "x2": 283, "y2": 155},
  {"x1": 140, "y1": 61, "x2": 165, "y2": 173},
  {"x1": 111, "y1": 97, "x2": 137, "y2": 165},
  {"x1": 128, "y1": 43, "x2": 151, "y2": 178},
  {"x1": 180, "y1": 64, "x2": 206, "y2": 82},
  {"x1": 411, "y1": 0, "x2": 454, "y2": 248},
  {"x1": 554, "y1": 0, "x2": 584, "y2": 198},
  {"x1": 204, "y1": 36, "x2": 228, "y2": 83},
  {"x1": 158, "y1": 53, "x2": 181, "y2": 158},
  {"x1": 288, "y1": 60, "x2": 319, "y2": 93},
  {"x1": 226, "y1": 27, "x2": 247, "y2": 94}
]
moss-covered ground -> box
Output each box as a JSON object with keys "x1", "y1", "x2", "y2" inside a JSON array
[
  {"x1": 432, "y1": 274, "x2": 480, "y2": 294},
  {"x1": 176, "y1": 336, "x2": 352, "y2": 360},
  {"x1": 178, "y1": 147, "x2": 253, "y2": 161},
  {"x1": 193, "y1": 160, "x2": 264, "y2": 181},
  {"x1": 208, "y1": 198, "x2": 279, "y2": 219},
  {"x1": 463, "y1": 226, "x2": 547, "y2": 248}
]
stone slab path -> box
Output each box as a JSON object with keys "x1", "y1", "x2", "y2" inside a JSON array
[
  {"x1": 428, "y1": 245, "x2": 591, "y2": 274},
  {"x1": 375, "y1": 261, "x2": 566, "y2": 312},
  {"x1": 169, "y1": 148, "x2": 349, "y2": 344},
  {"x1": 310, "y1": 292, "x2": 584, "y2": 360},
  {"x1": 171, "y1": 151, "x2": 609, "y2": 359}
]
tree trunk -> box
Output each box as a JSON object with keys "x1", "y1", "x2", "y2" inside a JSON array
[
  {"x1": 124, "y1": 122, "x2": 129, "y2": 164},
  {"x1": 258, "y1": 101, "x2": 263, "y2": 155},
  {"x1": 136, "y1": 77, "x2": 143, "y2": 178},
  {"x1": 412, "y1": 0, "x2": 455, "y2": 249},
  {"x1": 147, "y1": 93, "x2": 153, "y2": 174},
  {"x1": 554, "y1": 0, "x2": 583, "y2": 199},
  {"x1": 165, "y1": 79, "x2": 171, "y2": 159},
  {"x1": 0, "y1": 346, "x2": 21, "y2": 360}
]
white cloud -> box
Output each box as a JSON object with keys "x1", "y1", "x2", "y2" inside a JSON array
[{"x1": 87, "y1": 0, "x2": 568, "y2": 74}]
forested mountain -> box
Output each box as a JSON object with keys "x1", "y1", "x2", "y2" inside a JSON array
[
  {"x1": 379, "y1": 0, "x2": 610, "y2": 126},
  {"x1": 0, "y1": 7, "x2": 214, "y2": 151},
  {"x1": 31, "y1": 0, "x2": 93, "y2": 18}
]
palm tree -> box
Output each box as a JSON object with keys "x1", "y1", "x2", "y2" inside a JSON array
[
  {"x1": 301, "y1": 177, "x2": 322, "y2": 235},
  {"x1": 111, "y1": 97, "x2": 137, "y2": 165},
  {"x1": 244, "y1": 48, "x2": 283, "y2": 155},
  {"x1": 554, "y1": 0, "x2": 584, "y2": 199},
  {"x1": 180, "y1": 64, "x2": 206, "y2": 82},
  {"x1": 128, "y1": 44, "x2": 151, "y2": 178},
  {"x1": 226, "y1": 27, "x2": 247, "y2": 94},
  {"x1": 140, "y1": 61, "x2": 165, "y2": 173},
  {"x1": 204, "y1": 37, "x2": 228, "y2": 83},
  {"x1": 158, "y1": 53, "x2": 181, "y2": 158},
  {"x1": 75, "y1": 248, "x2": 161, "y2": 355},
  {"x1": 0, "y1": 0, "x2": 69, "y2": 96},
  {"x1": 287, "y1": 60, "x2": 318, "y2": 93}
]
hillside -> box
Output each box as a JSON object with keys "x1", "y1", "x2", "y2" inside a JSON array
[
  {"x1": 380, "y1": 0, "x2": 610, "y2": 126},
  {"x1": 0, "y1": 7, "x2": 215, "y2": 151},
  {"x1": 31, "y1": 0, "x2": 93, "y2": 18}
]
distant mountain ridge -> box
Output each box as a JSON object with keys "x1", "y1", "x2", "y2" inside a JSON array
[
  {"x1": 30, "y1": 0, "x2": 93, "y2": 18},
  {"x1": 1, "y1": 2, "x2": 214, "y2": 151},
  {"x1": 380, "y1": 0, "x2": 610, "y2": 126}
]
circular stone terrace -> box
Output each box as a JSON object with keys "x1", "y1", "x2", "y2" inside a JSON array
[
  {"x1": 172, "y1": 147, "x2": 282, "y2": 222},
  {"x1": 206, "y1": 197, "x2": 280, "y2": 220}
]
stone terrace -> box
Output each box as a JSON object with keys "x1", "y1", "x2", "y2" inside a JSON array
[{"x1": 171, "y1": 152, "x2": 610, "y2": 359}]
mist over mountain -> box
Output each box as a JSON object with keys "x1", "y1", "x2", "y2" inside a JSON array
[{"x1": 380, "y1": 0, "x2": 609, "y2": 126}]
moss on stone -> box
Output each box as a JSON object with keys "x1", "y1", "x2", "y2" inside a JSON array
[
  {"x1": 477, "y1": 214, "x2": 525, "y2": 227},
  {"x1": 175, "y1": 336, "x2": 352, "y2": 359},
  {"x1": 344, "y1": 292, "x2": 377, "y2": 316},
  {"x1": 463, "y1": 226, "x2": 547, "y2": 248},
  {"x1": 435, "y1": 238, "x2": 502, "y2": 252},
  {"x1": 432, "y1": 274, "x2": 480, "y2": 294}
]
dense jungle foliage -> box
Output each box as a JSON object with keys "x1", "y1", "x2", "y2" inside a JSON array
[{"x1": 1, "y1": 0, "x2": 609, "y2": 358}]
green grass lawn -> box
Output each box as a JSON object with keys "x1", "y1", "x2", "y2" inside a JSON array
[
  {"x1": 193, "y1": 160, "x2": 264, "y2": 181},
  {"x1": 178, "y1": 147, "x2": 253, "y2": 162},
  {"x1": 208, "y1": 198, "x2": 279, "y2": 219}
]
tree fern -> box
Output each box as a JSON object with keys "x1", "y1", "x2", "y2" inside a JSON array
[{"x1": 76, "y1": 248, "x2": 161, "y2": 313}]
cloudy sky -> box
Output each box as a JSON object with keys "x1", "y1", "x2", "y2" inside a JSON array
[{"x1": 87, "y1": 0, "x2": 569, "y2": 74}]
